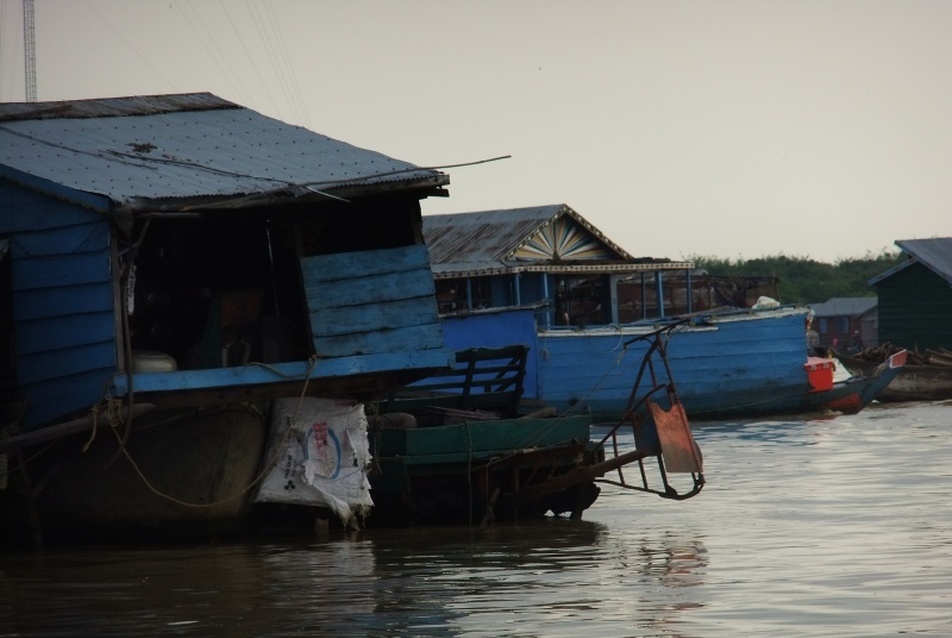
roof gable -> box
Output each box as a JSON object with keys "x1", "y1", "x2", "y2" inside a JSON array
[
  {"x1": 895, "y1": 237, "x2": 952, "y2": 283},
  {"x1": 870, "y1": 237, "x2": 952, "y2": 286},
  {"x1": 424, "y1": 204, "x2": 630, "y2": 267},
  {"x1": 509, "y1": 206, "x2": 629, "y2": 261}
]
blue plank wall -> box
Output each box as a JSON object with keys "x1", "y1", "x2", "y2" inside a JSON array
[
  {"x1": 441, "y1": 308, "x2": 540, "y2": 399},
  {"x1": 301, "y1": 244, "x2": 449, "y2": 372},
  {"x1": 0, "y1": 182, "x2": 117, "y2": 430},
  {"x1": 535, "y1": 310, "x2": 810, "y2": 420},
  {"x1": 113, "y1": 243, "x2": 453, "y2": 400}
]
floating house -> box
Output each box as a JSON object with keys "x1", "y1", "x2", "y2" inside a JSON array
[
  {"x1": 836, "y1": 237, "x2": 952, "y2": 402},
  {"x1": 0, "y1": 96, "x2": 706, "y2": 543},
  {"x1": 0, "y1": 92, "x2": 454, "y2": 540}
]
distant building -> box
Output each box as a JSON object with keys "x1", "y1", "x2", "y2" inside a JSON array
[
  {"x1": 809, "y1": 297, "x2": 878, "y2": 350},
  {"x1": 870, "y1": 237, "x2": 952, "y2": 352}
]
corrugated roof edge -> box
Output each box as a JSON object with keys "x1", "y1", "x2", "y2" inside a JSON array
[
  {"x1": 895, "y1": 238, "x2": 952, "y2": 284},
  {"x1": 0, "y1": 92, "x2": 449, "y2": 215},
  {"x1": 0, "y1": 92, "x2": 237, "y2": 122},
  {"x1": 869, "y1": 237, "x2": 952, "y2": 286},
  {"x1": 431, "y1": 259, "x2": 694, "y2": 279}
]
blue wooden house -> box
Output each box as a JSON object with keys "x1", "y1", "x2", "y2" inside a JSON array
[{"x1": 0, "y1": 93, "x2": 452, "y2": 538}]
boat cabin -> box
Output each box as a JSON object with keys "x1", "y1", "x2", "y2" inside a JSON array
[
  {"x1": 423, "y1": 204, "x2": 700, "y2": 326},
  {"x1": 423, "y1": 205, "x2": 784, "y2": 327}
]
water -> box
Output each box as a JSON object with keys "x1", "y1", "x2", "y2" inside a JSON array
[{"x1": 2, "y1": 401, "x2": 950, "y2": 637}]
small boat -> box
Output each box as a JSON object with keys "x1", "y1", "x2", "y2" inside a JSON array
[
  {"x1": 364, "y1": 338, "x2": 705, "y2": 527},
  {"x1": 835, "y1": 345, "x2": 952, "y2": 403},
  {"x1": 769, "y1": 349, "x2": 908, "y2": 417}
]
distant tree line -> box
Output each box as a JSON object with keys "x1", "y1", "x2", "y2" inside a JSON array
[{"x1": 689, "y1": 251, "x2": 904, "y2": 305}]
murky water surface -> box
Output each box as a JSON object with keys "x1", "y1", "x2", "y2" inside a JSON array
[{"x1": 2, "y1": 401, "x2": 950, "y2": 637}]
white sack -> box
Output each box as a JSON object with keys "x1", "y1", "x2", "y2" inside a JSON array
[{"x1": 255, "y1": 397, "x2": 373, "y2": 527}]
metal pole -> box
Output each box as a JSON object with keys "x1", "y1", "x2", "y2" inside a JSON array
[{"x1": 23, "y1": 0, "x2": 37, "y2": 102}]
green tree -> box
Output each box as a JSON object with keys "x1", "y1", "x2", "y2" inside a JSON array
[{"x1": 689, "y1": 251, "x2": 903, "y2": 305}]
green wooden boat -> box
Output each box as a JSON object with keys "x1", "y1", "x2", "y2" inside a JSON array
[{"x1": 365, "y1": 338, "x2": 705, "y2": 527}]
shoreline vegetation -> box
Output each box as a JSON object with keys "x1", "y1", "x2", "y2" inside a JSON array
[{"x1": 690, "y1": 251, "x2": 902, "y2": 305}]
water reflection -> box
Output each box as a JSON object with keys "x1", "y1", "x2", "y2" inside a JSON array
[
  {"x1": 4, "y1": 403, "x2": 948, "y2": 638},
  {"x1": 635, "y1": 532, "x2": 708, "y2": 590},
  {"x1": 1, "y1": 520, "x2": 712, "y2": 638}
]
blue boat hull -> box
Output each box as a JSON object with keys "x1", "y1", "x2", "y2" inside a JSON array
[{"x1": 442, "y1": 307, "x2": 902, "y2": 422}]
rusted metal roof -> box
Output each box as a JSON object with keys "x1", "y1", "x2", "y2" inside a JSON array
[
  {"x1": 423, "y1": 204, "x2": 692, "y2": 278},
  {"x1": 0, "y1": 92, "x2": 448, "y2": 214}
]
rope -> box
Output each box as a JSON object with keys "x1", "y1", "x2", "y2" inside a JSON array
[
  {"x1": 466, "y1": 421, "x2": 474, "y2": 526},
  {"x1": 109, "y1": 355, "x2": 320, "y2": 509},
  {"x1": 82, "y1": 397, "x2": 124, "y2": 453},
  {"x1": 553, "y1": 322, "x2": 693, "y2": 421},
  {"x1": 0, "y1": 440, "x2": 56, "y2": 483}
]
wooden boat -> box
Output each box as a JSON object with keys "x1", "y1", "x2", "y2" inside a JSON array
[
  {"x1": 441, "y1": 306, "x2": 907, "y2": 422},
  {"x1": 835, "y1": 345, "x2": 952, "y2": 403},
  {"x1": 423, "y1": 205, "x2": 901, "y2": 423},
  {"x1": 364, "y1": 340, "x2": 705, "y2": 527},
  {"x1": 0, "y1": 93, "x2": 455, "y2": 545}
]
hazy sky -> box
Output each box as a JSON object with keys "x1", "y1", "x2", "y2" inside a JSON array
[{"x1": 1, "y1": 0, "x2": 949, "y2": 262}]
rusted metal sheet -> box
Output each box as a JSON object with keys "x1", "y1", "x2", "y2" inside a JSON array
[
  {"x1": 424, "y1": 204, "x2": 691, "y2": 279},
  {"x1": 648, "y1": 400, "x2": 703, "y2": 474}
]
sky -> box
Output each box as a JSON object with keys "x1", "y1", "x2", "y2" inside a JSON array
[{"x1": 0, "y1": 0, "x2": 949, "y2": 263}]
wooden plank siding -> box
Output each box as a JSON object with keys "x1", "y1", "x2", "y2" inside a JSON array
[
  {"x1": 302, "y1": 244, "x2": 447, "y2": 363},
  {"x1": 535, "y1": 311, "x2": 810, "y2": 421},
  {"x1": 1, "y1": 183, "x2": 118, "y2": 429},
  {"x1": 112, "y1": 244, "x2": 453, "y2": 414},
  {"x1": 0, "y1": 181, "x2": 110, "y2": 234},
  {"x1": 876, "y1": 261, "x2": 952, "y2": 351}
]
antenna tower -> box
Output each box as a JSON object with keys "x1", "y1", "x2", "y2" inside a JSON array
[{"x1": 23, "y1": 0, "x2": 37, "y2": 102}]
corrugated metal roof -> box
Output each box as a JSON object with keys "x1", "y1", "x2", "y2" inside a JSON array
[
  {"x1": 0, "y1": 92, "x2": 237, "y2": 121},
  {"x1": 425, "y1": 205, "x2": 572, "y2": 265},
  {"x1": 0, "y1": 92, "x2": 448, "y2": 213},
  {"x1": 895, "y1": 238, "x2": 952, "y2": 284},
  {"x1": 423, "y1": 204, "x2": 691, "y2": 278},
  {"x1": 810, "y1": 296, "x2": 877, "y2": 318},
  {"x1": 869, "y1": 237, "x2": 952, "y2": 286}
]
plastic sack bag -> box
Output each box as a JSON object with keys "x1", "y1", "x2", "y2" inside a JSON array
[{"x1": 255, "y1": 397, "x2": 373, "y2": 528}]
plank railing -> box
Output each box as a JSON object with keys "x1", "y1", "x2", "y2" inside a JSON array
[{"x1": 382, "y1": 345, "x2": 529, "y2": 418}]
